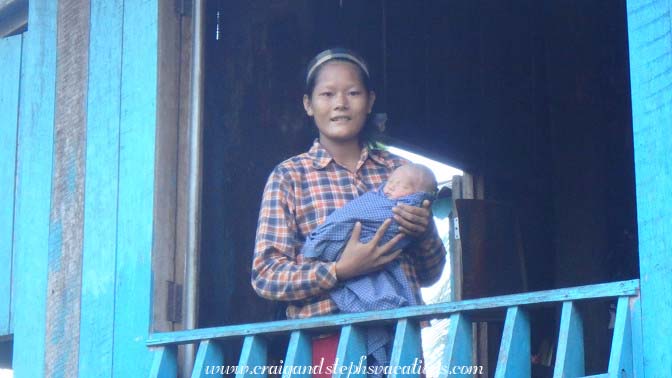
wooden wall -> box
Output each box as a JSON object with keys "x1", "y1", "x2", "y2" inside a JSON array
[{"x1": 1, "y1": 0, "x2": 162, "y2": 376}]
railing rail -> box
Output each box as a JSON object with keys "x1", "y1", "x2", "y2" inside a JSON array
[{"x1": 148, "y1": 279, "x2": 641, "y2": 378}]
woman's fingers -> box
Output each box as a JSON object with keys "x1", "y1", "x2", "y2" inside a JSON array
[
  {"x1": 393, "y1": 204, "x2": 431, "y2": 236},
  {"x1": 369, "y1": 218, "x2": 393, "y2": 247}
]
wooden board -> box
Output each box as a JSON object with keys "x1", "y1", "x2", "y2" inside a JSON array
[
  {"x1": 10, "y1": 0, "x2": 58, "y2": 376},
  {"x1": 112, "y1": 0, "x2": 159, "y2": 375},
  {"x1": 0, "y1": 33, "x2": 22, "y2": 336},
  {"x1": 77, "y1": 0, "x2": 123, "y2": 376},
  {"x1": 625, "y1": 0, "x2": 672, "y2": 376}
]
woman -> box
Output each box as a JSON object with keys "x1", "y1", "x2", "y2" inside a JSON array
[{"x1": 252, "y1": 48, "x2": 446, "y2": 375}]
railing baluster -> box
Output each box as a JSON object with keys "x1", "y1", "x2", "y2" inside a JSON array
[
  {"x1": 389, "y1": 319, "x2": 422, "y2": 378},
  {"x1": 192, "y1": 340, "x2": 225, "y2": 378},
  {"x1": 334, "y1": 325, "x2": 367, "y2": 378},
  {"x1": 237, "y1": 335, "x2": 268, "y2": 378},
  {"x1": 283, "y1": 331, "x2": 312, "y2": 378},
  {"x1": 149, "y1": 345, "x2": 178, "y2": 378},
  {"x1": 553, "y1": 301, "x2": 585, "y2": 377},
  {"x1": 495, "y1": 306, "x2": 530, "y2": 378},
  {"x1": 608, "y1": 296, "x2": 633, "y2": 377},
  {"x1": 440, "y1": 313, "x2": 473, "y2": 378}
]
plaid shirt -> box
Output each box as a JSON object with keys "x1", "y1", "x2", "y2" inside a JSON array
[{"x1": 252, "y1": 140, "x2": 446, "y2": 319}]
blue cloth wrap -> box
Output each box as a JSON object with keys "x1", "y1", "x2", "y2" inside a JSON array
[{"x1": 301, "y1": 187, "x2": 433, "y2": 375}]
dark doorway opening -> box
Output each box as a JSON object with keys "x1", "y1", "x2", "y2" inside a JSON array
[{"x1": 198, "y1": 1, "x2": 638, "y2": 375}]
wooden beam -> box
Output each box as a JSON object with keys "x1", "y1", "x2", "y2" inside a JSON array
[
  {"x1": 607, "y1": 297, "x2": 632, "y2": 377},
  {"x1": 191, "y1": 340, "x2": 225, "y2": 378},
  {"x1": 283, "y1": 331, "x2": 312, "y2": 378},
  {"x1": 0, "y1": 33, "x2": 22, "y2": 336},
  {"x1": 78, "y1": 0, "x2": 123, "y2": 375},
  {"x1": 236, "y1": 336, "x2": 268, "y2": 378},
  {"x1": 625, "y1": 0, "x2": 672, "y2": 376},
  {"x1": 334, "y1": 325, "x2": 367, "y2": 378},
  {"x1": 494, "y1": 307, "x2": 530, "y2": 378},
  {"x1": 148, "y1": 280, "x2": 639, "y2": 347},
  {"x1": 553, "y1": 302, "x2": 585, "y2": 378},
  {"x1": 11, "y1": 0, "x2": 58, "y2": 375},
  {"x1": 149, "y1": 345, "x2": 178, "y2": 378},
  {"x1": 440, "y1": 313, "x2": 473, "y2": 378},
  {"x1": 390, "y1": 319, "x2": 423, "y2": 378},
  {"x1": 112, "y1": 0, "x2": 159, "y2": 375}
]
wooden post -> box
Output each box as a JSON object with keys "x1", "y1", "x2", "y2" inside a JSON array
[{"x1": 625, "y1": 0, "x2": 672, "y2": 376}]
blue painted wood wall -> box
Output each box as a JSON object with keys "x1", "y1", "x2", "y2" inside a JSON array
[
  {"x1": 626, "y1": 0, "x2": 672, "y2": 376},
  {"x1": 0, "y1": 0, "x2": 159, "y2": 376}
]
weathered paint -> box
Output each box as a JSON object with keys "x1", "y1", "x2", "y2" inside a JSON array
[
  {"x1": 11, "y1": 0, "x2": 58, "y2": 375},
  {"x1": 495, "y1": 307, "x2": 530, "y2": 378},
  {"x1": 283, "y1": 331, "x2": 312, "y2": 378},
  {"x1": 148, "y1": 280, "x2": 638, "y2": 346},
  {"x1": 625, "y1": 0, "x2": 672, "y2": 376},
  {"x1": 389, "y1": 319, "x2": 422, "y2": 378},
  {"x1": 608, "y1": 297, "x2": 633, "y2": 376},
  {"x1": 111, "y1": 0, "x2": 159, "y2": 375},
  {"x1": 0, "y1": 33, "x2": 22, "y2": 336},
  {"x1": 440, "y1": 313, "x2": 473, "y2": 378},
  {"x1": 553, "y1": 301, "x2": 585, "y2": 378},
  {"x1": 77, "y1": 0, "x2": 123, "y2": 376},
  {"x1": 45, "y1": 0, "x2": 90, "y2": 375},
  {"x1": 629, "y1": 296, "x2": 644, "y2": 378},
  {"x1": 334, "y1": 325, "x2": 367, "y2": 378},
  {"x1": 192, "y1": 340, "x2": 225, "y2": 378},
  {"x1": 149, "y1": 346, "x2": 178, "y2": 378},
  {"x1": 236, "y1": 336, "x2": 267, "y2": 378}
]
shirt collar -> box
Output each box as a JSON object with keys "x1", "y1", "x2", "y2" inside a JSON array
[{"x1": 308, "y1": 139, "x2": 389, "y2": 170}]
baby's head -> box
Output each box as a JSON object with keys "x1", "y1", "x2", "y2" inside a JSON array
[{"x1": 383, "y1": 163, "x2": 438, "y2": 199}]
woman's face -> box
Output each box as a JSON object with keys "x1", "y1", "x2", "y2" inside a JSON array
[{"x1": 303, "y1": 61, "x2": 376, "y2": 145}]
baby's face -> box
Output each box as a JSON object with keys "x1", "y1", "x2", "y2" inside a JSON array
[{"x1": 383, "y1": 170, "x2": 418, "y2": 199}]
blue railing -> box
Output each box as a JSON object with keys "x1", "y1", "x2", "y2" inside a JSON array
[{"x1": 148, "y1": 279, "x2": 641, "y2": 378}]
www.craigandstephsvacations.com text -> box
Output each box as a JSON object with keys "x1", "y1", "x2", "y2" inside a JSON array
[{"x1": 204, "y1": 357, "x2": 484, "y2": 376}]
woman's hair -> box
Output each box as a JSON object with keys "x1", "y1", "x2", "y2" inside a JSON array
[{"x1": 304, "y1": 48, "x2": 382, "y2": 147}]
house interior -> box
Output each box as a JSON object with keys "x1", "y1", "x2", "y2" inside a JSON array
[{"x1": 198, "y1": 1, "x2": 639, "y2": 376}]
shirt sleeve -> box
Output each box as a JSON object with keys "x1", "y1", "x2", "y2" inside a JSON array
[
  {"x1": 406, "y1": 220, "x2": 447, "y2": 287},
  {"x1": 251, "y1": 168, "x2": 338, "y2": 301}
]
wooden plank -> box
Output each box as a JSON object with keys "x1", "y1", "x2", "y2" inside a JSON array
[
  {"x1": 149, "y1": 346, "x2": 178, "y2": 378},
  {"x1": 148, "y1": 280, "x2": 639, "y2": 347},
  {"x1": 44, "y1": 0, "x2": 90, "y2": 375},
  {"x1": 334, "y1": 325, "x2": 367, "y2": 378},
  {"x1": 283, "y1": 331, "x2": 312, "y2": 378},
  {"x1": 625, "y1": 1, "x2": 672, "y2": 377},
  {"x1": 494, "y1": 307, "x2": 530, "y2": 378},
  {"x1": 112, "y1": 0, "x2": 159, "y2": 375},
  {"x1": 236, "y1": 335, "x2": 268, "y2": 378},
  {"x1": 11, "y1": 0, "x2": 58, "y2": 375},
  {"x1": 628, "y1": 296, "x2": 644, "y2": 378},
  {"x1": 0, "y1": 33, "x2": 22, "y2": 336},
  {"x1": 553, "y1": 302, "x2": 585, "y2": 378},
  {"x1": 152, "y1": 0, "x2": 182, "y2": 334},
  {"x1": 450, "y1": 175, "x2": 463, "y2": 301},
  {"x1": 77, "y1": 0, "x2": 123, "y2": 376},
  {"x1": 190, "y1": 340, "x2": 225, "y2": 377},
  {"x1": 440, "y1": 313, "x2": 473, "y2": 378},
  {"x1": 608, "y1": 297, "x2": 632, "y2": 377},
  {"x1": 389, "y1": 319, "x2": 423, "y2": 378}
]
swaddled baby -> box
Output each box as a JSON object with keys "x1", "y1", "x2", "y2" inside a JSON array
[{"x1": 301, "y1": 163, "x2": 438, "y2": 372}]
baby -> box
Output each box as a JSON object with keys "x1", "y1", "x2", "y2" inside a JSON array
[{"x1": 301, "y1": 163, "x2": 438, "y2": 371}]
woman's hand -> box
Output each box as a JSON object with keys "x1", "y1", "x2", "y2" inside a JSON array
[
  {"x1": 392, "y1": 200, "x2": 432, "y2": 238},
  {"x1": 334, "y1": 219, "x2": 405, "y2": 281}
]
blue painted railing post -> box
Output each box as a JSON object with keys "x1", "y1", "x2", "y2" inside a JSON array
[
  {"x1": 441, "y1": 313, "x2": 473, "y2": 378},
  {"x1": 284, "y1": 331, "x2": 312, "y2": 378},
  {"x1": 608, "y1": 297, "x2": 633, "y2": 377},
  {"x1": 149, "y1": 346, "x2": 179, "y2": 378},
  {"x1": 191, "y1": 340, "x2": 226, "y2": 377},
  {"x1": 390, "y1": 319, "x2": 423, "y2": 378},
  {"x1": 236, "y1": 335, "x2": 268, "y2": 378},
  {"x1": 495, "y1": 307, "x2": 530, "y2": 378},
  {"x1": 334, "y1": 325, "x2": 367, "y2": 378},
  {"x1": 553, "y1": 301, "x2": 585, "y2": 377}
]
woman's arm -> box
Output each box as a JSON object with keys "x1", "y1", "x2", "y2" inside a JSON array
[{"x1": 252, "y1": 169, "x2": 339, "y2": 301}]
